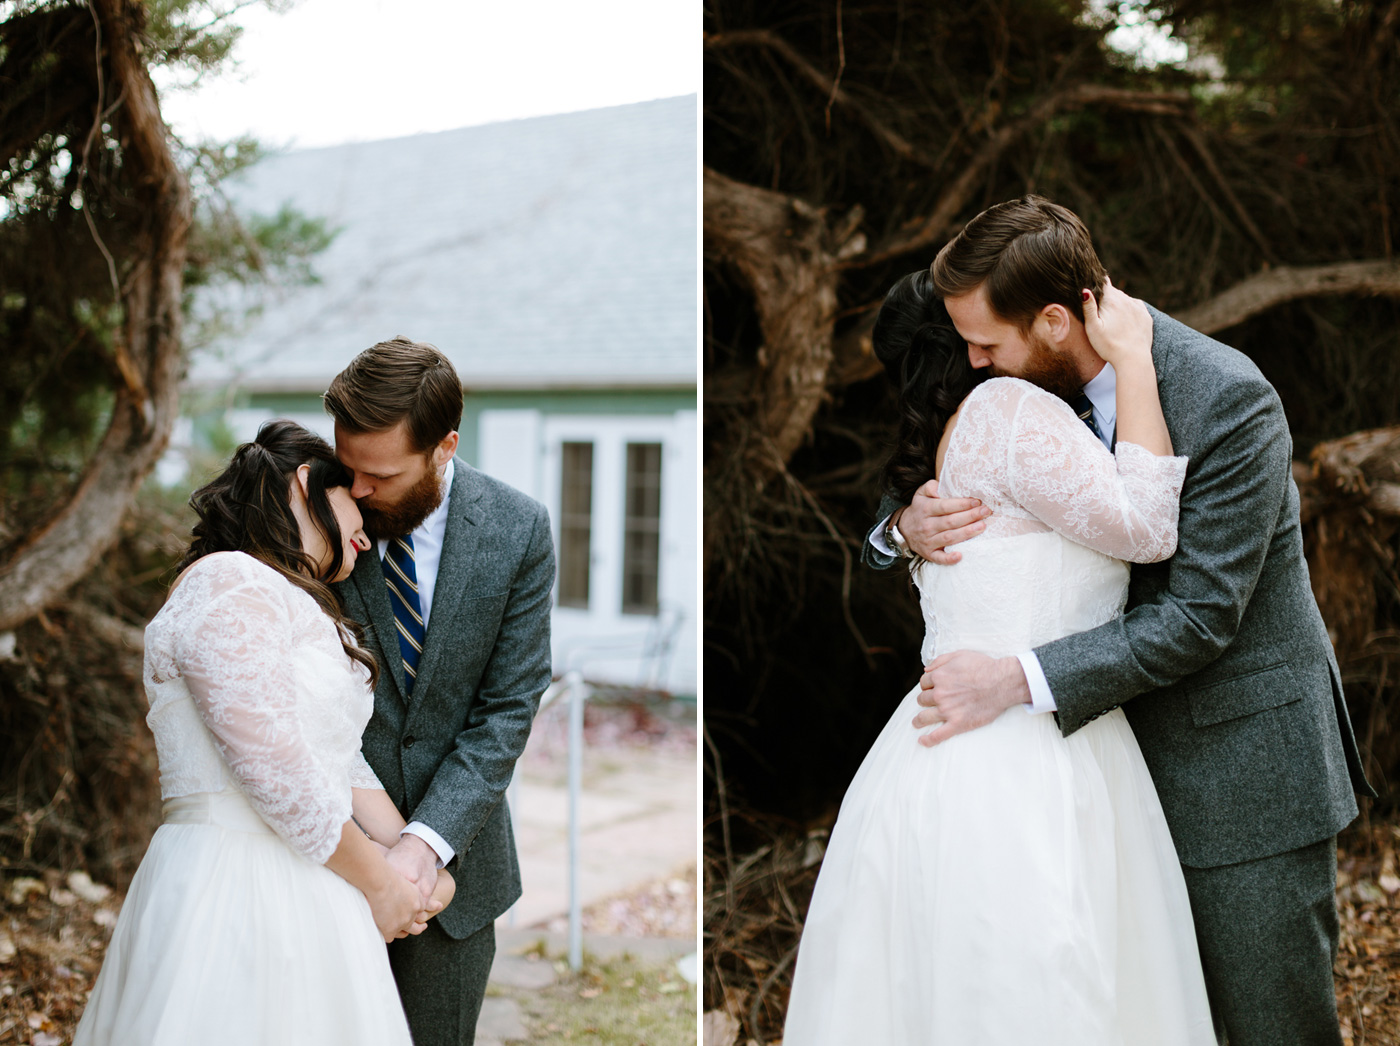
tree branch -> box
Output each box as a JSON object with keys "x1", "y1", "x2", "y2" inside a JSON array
[
  {"x1": 1176, "y1": 259, "x2": 1400, "y2": 335},
  {"x1": 855, "y1": 84, "x2": 1192, "y2": 268}
]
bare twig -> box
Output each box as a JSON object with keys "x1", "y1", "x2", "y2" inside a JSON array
[
  {"x1": 706, "y1": 29, "x2": 935, "y2": 167},
  {"x1": 824, "y1": 0, "x2": 845, "y2": 134}
]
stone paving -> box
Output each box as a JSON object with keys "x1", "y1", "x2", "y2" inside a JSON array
[
  {"x1": 477, "y1": 704, "x2": 697, "y2": 1045},
  {"x1": 499, "y1": 718, "x2": 696, "y2": 930}
]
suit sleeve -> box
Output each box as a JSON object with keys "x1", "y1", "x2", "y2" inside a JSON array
[
  {"x1": 862, "y1": 493, "x2": 902, "y2": 570},
  {"x1": 408, "y1": 502, "x2": 555, "y2": 855},
  {"x1": 1036, "y1": 374, "x2": 1293, "y2": 736}
]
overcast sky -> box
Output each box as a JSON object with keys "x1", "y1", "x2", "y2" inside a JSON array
[{"x1": 154, "y1": 0, "x2": 697, "y2": 149}]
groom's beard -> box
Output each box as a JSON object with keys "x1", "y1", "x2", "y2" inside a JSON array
[
  {"x1": 996, "y1": 330, "x2": 1082, "y2": 403},
  {"x1": 359, "y1": 464, "x2": 444, "y2": 539}
]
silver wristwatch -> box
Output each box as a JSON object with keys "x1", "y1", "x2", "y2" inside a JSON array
[{"x1": 886, "y1": 517, "x2": 915, "y2": 558}]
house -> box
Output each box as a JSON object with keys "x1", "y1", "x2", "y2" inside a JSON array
[{"x1": 180, "y1": 95, "x2": 698, "y2": 695}]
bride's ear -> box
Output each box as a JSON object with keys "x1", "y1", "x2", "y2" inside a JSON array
[{"x1": 293, "y1": 463, "x2": 312, "y2": 501}]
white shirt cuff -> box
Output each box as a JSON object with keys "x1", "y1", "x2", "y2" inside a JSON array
[
  {"x1": 870, "y1": 513, "x2": 896, "y2": 557},
  {"x1": 402, "y1": 822, "x2": 454, "y2": 867},
  {"x1": 1016, "y1": 652, "x2": 1058, "y2": 714}
]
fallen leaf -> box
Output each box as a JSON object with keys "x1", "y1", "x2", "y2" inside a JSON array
[
  {"x1": 67, "y1": 872, "x2": 111, "y2": 904},
  {"x1": 7, "y1": 877, "x2": 45, "y2": 905},
  {"x1": 703, "y1": 1010, "x2": 740, "y2": 1046}
]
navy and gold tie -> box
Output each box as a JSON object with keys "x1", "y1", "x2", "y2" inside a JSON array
[
  {"x1": 1070, "y1": 391, "x2": 1103, "y2": 443},
  {"x1": 381, "y1": 535, "x2": 425, "y2": 694}
]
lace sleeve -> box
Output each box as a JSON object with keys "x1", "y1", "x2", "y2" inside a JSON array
[
  {"x1": 172, "y1": 556, "x2": 350, "y2": 863},
  {"x1": 1004, "y1": 383, "x2": 1188, "y2": 563},
  {"x1": 349, "y1": 751, "x2": 384, "y2": 791}
]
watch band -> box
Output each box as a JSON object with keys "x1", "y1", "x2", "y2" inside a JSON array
[{"x1": 886, "y1": 518, "x2": 914, "y2": 558}]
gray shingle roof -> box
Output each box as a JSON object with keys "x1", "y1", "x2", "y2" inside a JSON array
[{"x1": 189, "y1": 96, "x2": 697, "y2": 391}]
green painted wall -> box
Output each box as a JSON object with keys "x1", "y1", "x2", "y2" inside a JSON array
[{"x1": 204, "y1": 387, "x2": 697, "y2": 466}]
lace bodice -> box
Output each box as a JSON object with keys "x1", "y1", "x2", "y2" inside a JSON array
[
  {"x1": 914, "y1": 377, "x2": 1187, "y2": 664},
  {"x1": 143, "y1": 552, "x2": 384, "y2": 864}
]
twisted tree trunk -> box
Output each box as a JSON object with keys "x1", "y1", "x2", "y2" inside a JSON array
[{"x1": 0, "y1": 0, "x2": 191, "y2": 631}]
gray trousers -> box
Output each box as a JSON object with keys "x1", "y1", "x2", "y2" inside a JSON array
[
  {"x1": 387, "y1": 920, "x2": 496, "y2": 1046},
  {"x1": 1181, "y1": 836, "x2": 1342, "y2": 1046}
]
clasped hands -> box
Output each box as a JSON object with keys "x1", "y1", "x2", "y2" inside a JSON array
[
  {"x1": 897, "y1": 479, "x2": 1032, "y2": 746},
  {"x1": 371, "y1": 834, "x2": 455, "y2": 942}
]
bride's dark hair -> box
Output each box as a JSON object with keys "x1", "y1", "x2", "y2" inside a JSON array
[
  {"x1": 177, "y1": 419, "x2": 378, "y2": 685},
  {"x1": 876, "y1": 269, "x2": 986, "y2": 503}
]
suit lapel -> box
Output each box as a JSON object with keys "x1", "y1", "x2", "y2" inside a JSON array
[
  {"x1": 352, "y1": 542, "x2": 409, "y2": 705},
  {"x1": 411, "y1": 458, "x2": 484, "y2": 703}
]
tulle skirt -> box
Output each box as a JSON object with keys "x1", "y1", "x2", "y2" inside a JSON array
[
  {"x1": 73, "y1": 788, "x2": 412, "y2": 1046},
  {"x1": 782, "y1": 687, "x2": 1216, "y2": 1045}
]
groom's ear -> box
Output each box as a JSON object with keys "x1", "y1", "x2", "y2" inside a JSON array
[
  {"x1": 431, "y1": 431, "x2": 460, "y2": 468},
  {"x1": 1038, "y1": 302, "x2": 1075, "y2": 345}
]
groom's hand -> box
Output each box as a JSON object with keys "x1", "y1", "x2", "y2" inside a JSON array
[
  {"x1": 899, "y1": 479, "x2": 991, "y2": 565},
  {"x1": 913, "y1": 652, "x2": 1030, "y2": 745},
  {"x1": 386, "y1": 834, "x2": 439, "y2": 908}
]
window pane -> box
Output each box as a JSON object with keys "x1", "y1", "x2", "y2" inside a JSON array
[
  {"x1": 622, "y1": 442, "x2": 662, "y2": 614},
  {"x1": 558, "y1": 442, "x2": 593, "y2": 608}
]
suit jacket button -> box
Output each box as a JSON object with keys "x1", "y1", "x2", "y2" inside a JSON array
[{"x1": 403, "y1": 735, "x2": 416, "y2": 748}]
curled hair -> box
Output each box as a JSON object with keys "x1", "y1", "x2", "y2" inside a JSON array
[
  {"x1": 178, "y1": 419, "x2": 379, "y2": 686},
  {"x1": 931, "y1": 194, "x2": 1106, "y2": 330},
  {"x1": 323, "y1": 336, "x2": 463, "y2": 454},
  {"x1": 875, "y1": 270, "x2": 986, "y2": 503}
]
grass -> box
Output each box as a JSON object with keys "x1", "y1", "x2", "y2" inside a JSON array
[{"x1": 490, "y1": 948, "x2": 696, "y2": 1045}]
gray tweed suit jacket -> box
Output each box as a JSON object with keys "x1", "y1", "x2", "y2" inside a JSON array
[
  {"x1": 337, "y1": 458, "x2": 555, "y2": 939},
  {"x1": 868, "y1": 307, "x2": 1373, "y2": 870}
]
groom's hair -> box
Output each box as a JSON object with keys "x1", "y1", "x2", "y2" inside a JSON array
[
  {"x1": 323, "y1": 336, "x2": 463, "y2": 454},
  {"x1": 930, "y1": 195, "x2": 1106, "y2": 331}
]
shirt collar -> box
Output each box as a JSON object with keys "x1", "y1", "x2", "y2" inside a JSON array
[
  {"x1": 1082, "y1": 362, "x2": 1117, "y2": 430},
  {"x1": 379, "y1": 458, "x2": 454, "y2": 555},
  {"x1": 418, "y1": 457, "x2": 454, "y2": 542}
]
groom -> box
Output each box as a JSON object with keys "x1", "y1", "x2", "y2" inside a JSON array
[
  {"x1": 868, "y1": 197, "x2": 1373, "y2": 1044},
  {"x1": 325, "y1": 337, "x2": 555, "y2": 1046}
]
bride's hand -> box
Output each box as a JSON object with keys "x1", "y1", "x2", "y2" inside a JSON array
[
  {"x1": 1083, "y1": 276, "x2": 1153, "y2": 369},
  {"x1": 368, "y1": 869, "x2": 422, "y2": 943}
]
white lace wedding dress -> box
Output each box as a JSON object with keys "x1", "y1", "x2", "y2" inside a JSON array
[
  {"x1": 73, "y1": 551, "x2": 412, "y2": 1046},
  {"x1": 783, "y1": 377, "x2": 1215, "y2": 1045}
]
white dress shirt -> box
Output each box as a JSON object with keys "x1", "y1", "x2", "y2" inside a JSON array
[
  {"x1": 867, "y1": 365, "x2": 1119, "y2": 714},
  {"x1": 375, "y1": 458, "x2": 456, "y2": 865}
]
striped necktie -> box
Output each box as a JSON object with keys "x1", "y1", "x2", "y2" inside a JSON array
[
  {"x1": 1070, "y1": 391, "x2": 1103, "y2": 443},
  {"x1": 381, "y1": 535, "x2": 425, "y2": 694}
]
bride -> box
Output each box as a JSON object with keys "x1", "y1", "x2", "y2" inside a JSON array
[
  {"x1": 781, "y1": 274, "x2": 1215, "y2": 1043},
  {"x1": 74, "y1": 420, "x2": 454, "y2": 1046}
]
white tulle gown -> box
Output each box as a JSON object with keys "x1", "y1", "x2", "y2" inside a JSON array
[
  {"x1": 783, "y1": 377, "x2": 1215, "y2": 1045},
  {"x1": 73, "y1": 551, "x2": 412, "y2": 1046}
]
